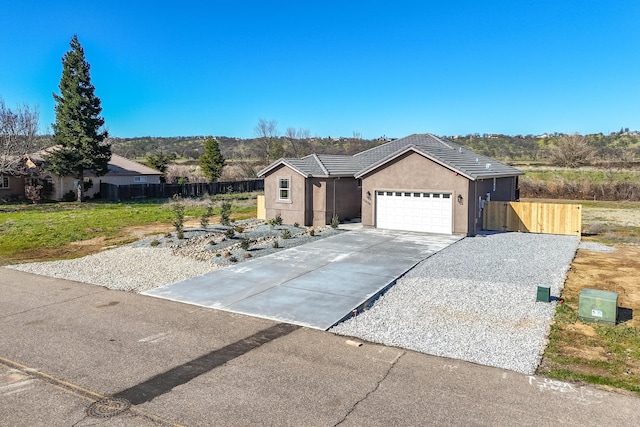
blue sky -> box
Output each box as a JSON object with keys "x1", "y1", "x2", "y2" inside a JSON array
[{"x1": 1, "y1": 1, "x2": 639, "y2": 139}]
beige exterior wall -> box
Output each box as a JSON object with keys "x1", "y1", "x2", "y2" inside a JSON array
[
  {"x1": 360, "y1": 152, "x2": 471, "y2": 235},
  {"x1": 310, "y1": 177, "x2": 361, "y2": 227},
  {"x1": 264, "y1": 164, "x2": 308, "y2": 225},
  {"x1": 264, "y1": 167, "x2": 361, "y2": 227},
  {"x1": 0, "y1": 175, "x2": 27, "y2": 199}
]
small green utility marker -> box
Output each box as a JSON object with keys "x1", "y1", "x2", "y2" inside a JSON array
[
  {"x1": 578, "y1": 288, "x2": 618, "y2": 325},
  {"x1": 536, "y1": 286, "x2": 550, "y2": 302}
]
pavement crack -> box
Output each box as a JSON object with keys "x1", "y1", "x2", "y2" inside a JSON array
[
  {"x1": 0, "y1": 290, "x2": 105, "y2": 320},
  {"x1": 334, "y1": 350, "x2": 405, "y2": 426}
]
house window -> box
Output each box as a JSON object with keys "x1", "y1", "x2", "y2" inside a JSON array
[
  {"x1": 0, "y1": 176, "x2": 9, "y2": 189},
  {"x1": 134, "y1": 176, "x2": 147, "y2": 183},
  {"x1": 278, "y1": 178, "x2": 290, "y2": 200}
]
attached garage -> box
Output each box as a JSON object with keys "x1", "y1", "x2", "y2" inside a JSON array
[
  {"x1": 259, "y1": 134, "x2": 523, "y2": 236},
  {"x1": 375, "y1": 191, "x2": 453, "y2": 234}
]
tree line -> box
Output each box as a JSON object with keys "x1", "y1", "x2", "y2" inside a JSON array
[{"x1": 2, "y1": 35, "x2": 639, "y2": 196}]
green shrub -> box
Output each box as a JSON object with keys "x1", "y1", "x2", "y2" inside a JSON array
[
  {"x1": 272, "y1": 240, "x2": 280, "y2": 248},
  {"x1": 281, "y1": 229, "x2": 291, "y2": 239},
  {"x1": 268, "y1": 213, "x2": 283, "y2": 227},
  {"x1": 150, "y1": 239, "x2": 160, "y2": 247},
  {"x1": 220, "y1": 201, "x2": 232, "y2": 226},
  {"x1": 229, "y1": 256, "x2": 238, "y2": 263},
  {"x1": 200, "y1": 204, "x2": 214, "y2": 228},
  {"x1": 309, "y1": 229, "x2": 315, "y2": 236},
  {"x1": 62, "y1": 190, "x2": 76, "y2": 202},
  {"x1": 240, "y1": 238, "x2": 252, "y2": 250},
  {"x1": 293, "y1": 222, "x2": 299, "y2": 228},
  {"x1": 224, "y1": 227, "x2": 235, "y2": 238},
  {"x1": 330, "y1": 214, "x2": 340, "y2": 229},
  {"x1": 170, "y1": 195, "x2": 185, "y2": 239},
  {"x1": 235, "y1": 225, "x2": 245, "y2": 233}
]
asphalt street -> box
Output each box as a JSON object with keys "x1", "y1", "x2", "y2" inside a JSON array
[{"x1": 1, "y1": 268, "x2": 639, "y2": 426}]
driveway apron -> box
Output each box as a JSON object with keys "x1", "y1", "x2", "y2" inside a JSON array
[{"x1": 143, "y1": 228, "x2": 461, "y2": 329}]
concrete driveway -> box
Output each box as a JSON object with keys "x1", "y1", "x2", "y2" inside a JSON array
[{"x1": 144, "y1": 228, "x2": 461, "y2": 329}]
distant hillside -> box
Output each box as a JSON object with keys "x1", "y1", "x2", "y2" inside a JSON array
[{"x1": 109, "y1": 131, "x2": 640, "y2": 167}]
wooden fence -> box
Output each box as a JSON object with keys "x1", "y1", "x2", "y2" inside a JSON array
[
  {"x1": 483, "y1": 201, "x2": 582, "y2": 236},
  {"x1": 100, "y1": 179, "x2": 264, "y2": 202}
]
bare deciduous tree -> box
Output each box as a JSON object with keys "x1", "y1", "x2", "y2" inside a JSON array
[
  {"x1": 231, "y1": 141, "x2": 262, "y2": 178},
  {"x1": 284, "y1": 127, "x2": 310, "y2": 157},
  {"x1": 546, "y1": 134, "x2": 596, "y2": 168},
  {"x1": 254, "y1": 118, "x2": 280, "y2": 162},
  {"x1": 0, "y1": 98, "x2": 39, "y2": 175}
]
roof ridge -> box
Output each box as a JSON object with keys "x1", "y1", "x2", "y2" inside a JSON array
[
  {"x1": 428, "y1": 133, "x2": 454, "y2": 149},
  {"x1": 311, "y1": 153, "x2": 329, "y2": 175}
]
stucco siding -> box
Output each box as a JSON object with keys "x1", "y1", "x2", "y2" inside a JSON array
[
  {"x1": 264, "y1": 164, "x2": 307, "y2": 225},
  {"x1": 310, "y1": 177, "x2": 361, "y2": 226},
  {"x1": 360, "y1": 152, "x2": 470, "y2": 234},
  {"x1": 0, "y1": 175, "x2": 27, "y2": 199}
]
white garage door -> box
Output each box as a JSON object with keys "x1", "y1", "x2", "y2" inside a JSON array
[{"x1": 376, "y1": 191, "x2": 453, "y2": 234}]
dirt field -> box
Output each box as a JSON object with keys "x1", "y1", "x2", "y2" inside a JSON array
[{"x1": 538, "y1": 202, "x2": 640, "y2": 395}]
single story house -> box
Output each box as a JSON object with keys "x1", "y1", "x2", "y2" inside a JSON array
[
  {"x1": 0, "y1": 149, "x2": 162, "y2": 201},
  {"x1": 257, "y1": 133, "x2": 523, "y2": 236}
]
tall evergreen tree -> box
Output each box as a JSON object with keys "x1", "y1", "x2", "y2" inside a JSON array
[
  {"x1": 46, "y1": 35, "x2": 110, "y2": 202},
  {"x1": 199, "y1": 136, "x2": 225, "y2": 181}
]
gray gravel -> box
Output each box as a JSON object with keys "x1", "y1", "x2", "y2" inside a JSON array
[
  {"x1": 330, "y1": 232, "x2": 580, "y2": 375},
  {"x1": 6, "y1": 220, "x2": 344, "y2": 292},
  {"x1": 579, "y1": 241, "x2": 616, "y2": 252},
  {"x1": 8, "y1": 225, "x2": 579, "y2": 374}
]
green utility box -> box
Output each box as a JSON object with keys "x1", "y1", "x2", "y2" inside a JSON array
[
  {"x1": 578, "y1": 289, "x2": 618, "y2": 325},
  {"x1": 536, "y1": 286, "x2": 551, "y2": 302}
]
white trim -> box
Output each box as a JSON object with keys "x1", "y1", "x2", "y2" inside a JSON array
[
  {"x1": 0, "y1": 176, "x2": 9, "y2": 189},
  {"x1": 278, "y1": 177, "x2": 291, "y2": 201}
]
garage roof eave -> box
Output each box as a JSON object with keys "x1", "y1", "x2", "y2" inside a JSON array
[{"x1": 354, "y1": 146, "x2": 476, "y2": 181}]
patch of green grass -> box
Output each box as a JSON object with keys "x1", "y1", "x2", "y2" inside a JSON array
[
  {"x1": 523, "y1": 169, "x2": 640, "y2": 185},
  {"x1": 0, "y1": 196, "x2": 257, "y2": 261},
  {"x1": 544, "y1": 369, "x2": 640, "y2": 394}
]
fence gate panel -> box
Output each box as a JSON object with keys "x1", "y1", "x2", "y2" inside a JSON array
[{"x1": 483, "y1": 201, "x2": 582, "y2": 236}]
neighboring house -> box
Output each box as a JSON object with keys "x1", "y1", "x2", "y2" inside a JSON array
[
  {"x1": 0, "y1": 149, "x2": 162, "y2": 201},
  {"x1": 258, "y1": 133, "x2": 523, "y2": 236}
]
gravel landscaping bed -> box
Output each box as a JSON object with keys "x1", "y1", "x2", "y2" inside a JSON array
[
  {"x1": 7, "y1": 220, "x2": 344, "y2": 292},
  {"x1": 330, "y1": 232, "x2": 580, "y2": 375},
  {"x1": 9, "y1": 225, "x2": 579, "y2": 375}
]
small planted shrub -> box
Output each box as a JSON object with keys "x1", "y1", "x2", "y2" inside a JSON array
[
  {"x1": 309, "y1": 229, "x2": 315, "y2": 236},
  {"x1": 62, "y1": 190, "x2": 76, "y2": 202},
  {"x1": 170, "y1": 195, "x2": 186, "y2": 239},
  {"x1": 281, "y1": 229, "x2": 291, "y2": 239},
  {"x1": 220, "y1": 201, "x2": 232, "y2": 226},
  {"x1": 150, "y1": 239, "x2": 160, "y2": 247},
  {"x1": 215, "y1": 253, "x2": 222, "y2": 257},
  {"x1": 200, "y1": 204, "x2": 214, "y2": 229},
  {"x1": 235, "y1": 225, "x2": 245, "y2": 233},
  {"x1": 209, "y1": 239, "x2": 216, "y2": 246},
  {"x1": 223, "y1": 250, "x2": 231, "y2": 258},
  {"x1": 272, "y1": 240, "x2": 280, "y2": 248},
  {"x1": 268, "y1": 213, "x2": 283, "y2": 227},
  {"x1": 243, "y1": 253, "x2": 252, "y2": 259},
  {"x1": 240, "y1": 238, "x2": 252, "y2": 250},
  {"x1": 224, "y1": 227, "x2": 236, "y2": 238},
  {"x1": 229, "y1": 256, "x2": 238, "y2": 263},
  {"x1": 293, "y1": 222, "x2": 299, "y2": 228},
  {"x1": 330, "y1": 214, "x2": 340, "y2": 229}
]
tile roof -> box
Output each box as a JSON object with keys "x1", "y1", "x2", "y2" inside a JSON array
[
  {"x1": 354, "y1": 134, "x2": 523, "y2": 180},
  {"x1": 258, "y1": 133, "x2": 523, "y2": 180}
]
